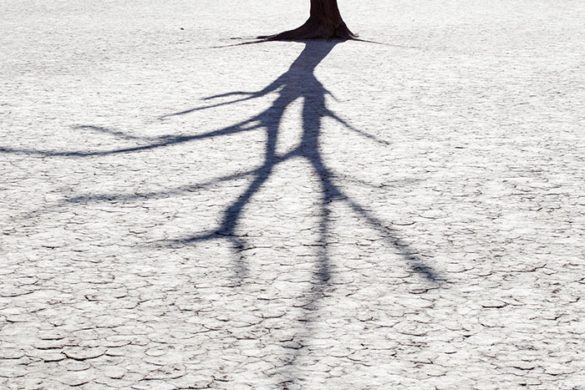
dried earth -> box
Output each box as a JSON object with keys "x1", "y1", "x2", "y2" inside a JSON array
[{"x1": 1, "y1": 0, "x2": 585, "y2": 389}]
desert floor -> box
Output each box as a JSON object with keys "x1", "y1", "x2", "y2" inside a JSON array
[{"x1": 1, "y1": 1, "x2": 585, "y2": 389}]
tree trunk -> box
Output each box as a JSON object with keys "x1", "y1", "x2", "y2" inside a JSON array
[{"x1": 268, "y1": 0, "x2": 356, "y2": 40}]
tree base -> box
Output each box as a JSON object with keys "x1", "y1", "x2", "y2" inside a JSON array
[{"x1": 261, "y1": 18, "x2": 357, "y2": 41}]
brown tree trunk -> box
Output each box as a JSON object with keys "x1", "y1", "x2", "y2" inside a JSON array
[{"x1": 268, "y1": 0, "x2": 356, "y2": 40}]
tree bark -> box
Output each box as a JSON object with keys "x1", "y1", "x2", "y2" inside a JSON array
[{"x1": 268, "y1": 0, "x2": 356, "y2": 40}]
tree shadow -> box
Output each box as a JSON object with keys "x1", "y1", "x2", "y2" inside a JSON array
[{"x1": 2, "y1": 40, "x2": 443, "y2": 385}]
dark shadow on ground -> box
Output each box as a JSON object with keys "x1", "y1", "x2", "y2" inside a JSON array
[{"x1": 1, "y1": 41, "x2": 443, "y2": 386}]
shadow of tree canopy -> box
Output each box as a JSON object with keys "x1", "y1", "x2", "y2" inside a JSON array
[
  {"x1": 2, "y1": 41, "x2": 443, "y2": 384},
  {"x1": 157, "y1": 42, "x2": 439, "y2": 280}
]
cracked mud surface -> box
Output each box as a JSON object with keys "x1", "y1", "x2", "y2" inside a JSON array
[{"x1": 1, "y1": 0, "x2": 585, "y2": 389}]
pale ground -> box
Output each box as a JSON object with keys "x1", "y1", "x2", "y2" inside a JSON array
[{"x1": 1, "y1": 0, "x2": 585, "y2": 389}]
